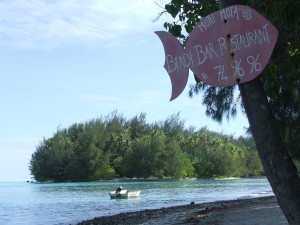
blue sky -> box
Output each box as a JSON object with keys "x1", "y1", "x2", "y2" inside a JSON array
[{"x1": 0, "y1": 0, "x2": 249, "y2": 181}]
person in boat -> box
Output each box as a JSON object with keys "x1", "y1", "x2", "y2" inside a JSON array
[{"x1": 115, "y1": 186, "x2": 122, "y2": 194}]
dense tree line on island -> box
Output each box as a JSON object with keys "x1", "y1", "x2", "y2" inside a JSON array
[{"x1": 29, "y1": 112, "x2": 263, "y2": 182}]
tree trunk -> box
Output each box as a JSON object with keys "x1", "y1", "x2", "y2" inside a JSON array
[
  {"x1": 218, "y1": 1, "x2": 300, "y2": 224},
  {"x1": 239, "y1": 77, "x2": 300, "y2": 224}
]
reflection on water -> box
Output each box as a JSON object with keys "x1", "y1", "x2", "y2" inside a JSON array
[{"x1": 0, "y1": 178, "x2": 273, "y2": 225}]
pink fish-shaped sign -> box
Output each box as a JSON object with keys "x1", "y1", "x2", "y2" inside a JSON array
[{"x1": 155, "y1": 5, "x2": 278, "y2": 101}]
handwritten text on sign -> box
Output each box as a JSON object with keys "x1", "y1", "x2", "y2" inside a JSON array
[{"x1": 155, "y1": 5, "x2": 278, "y2": 101}]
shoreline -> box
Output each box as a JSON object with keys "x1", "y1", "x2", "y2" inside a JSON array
[{"x1": 77, "y1": 196, "x2": 288, "y2": 225}]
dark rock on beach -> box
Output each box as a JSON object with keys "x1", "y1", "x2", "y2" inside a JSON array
[{"x1": 77, "y1": 196, "x2": 288, "y2": 225}]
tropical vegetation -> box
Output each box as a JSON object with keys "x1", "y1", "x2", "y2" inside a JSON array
[
  {"x1": 158, "y1": 0, "x2": 300, "y2": 223},
  {"x1": 29, "y1": 111, "x2": 263, "y2": 182}
]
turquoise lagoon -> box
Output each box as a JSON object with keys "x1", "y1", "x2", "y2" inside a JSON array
[{"x1": 0, "y1": 178, "x2": 273, "y2": 225}]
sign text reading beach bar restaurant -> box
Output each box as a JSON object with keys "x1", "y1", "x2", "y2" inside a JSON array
[{"x1": 155, "y1": 5, "x2": 278, "y2": 100}]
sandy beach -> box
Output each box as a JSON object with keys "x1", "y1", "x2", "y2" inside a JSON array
[{"x1": 77, "y1": 196, "x2": 288, "y2": 225}]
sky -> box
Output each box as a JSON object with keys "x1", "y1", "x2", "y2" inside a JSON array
[{"x1": 0, "y1": 0, "x2": 249, "y2": 181}]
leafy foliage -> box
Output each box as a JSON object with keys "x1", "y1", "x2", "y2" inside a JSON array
[
  {"x1": 30, "y1": 112, "x2": 263, "y2": 182},
  {"x1": 158, "y1": 0, "x2": 300, "y2": 158}
]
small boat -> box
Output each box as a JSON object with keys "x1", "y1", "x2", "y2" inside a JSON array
[{"x1": 109, "y1": 190, "x2": 141, "y2": 199}]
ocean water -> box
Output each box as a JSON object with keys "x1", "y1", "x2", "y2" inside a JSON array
[{"x1": 0, "y1": 178, "x2": 273, "y2": 225}]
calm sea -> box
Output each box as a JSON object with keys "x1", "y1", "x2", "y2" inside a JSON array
[{"x1": 0, "y1": 178, "x2": 273, "y2": 225}]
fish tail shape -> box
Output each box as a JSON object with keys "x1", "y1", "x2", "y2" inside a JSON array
[{"x1": 155, "y1": 31, "x2": 189, "y2": 101}]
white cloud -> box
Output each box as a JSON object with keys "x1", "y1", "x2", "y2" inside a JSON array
[{"x1": 0, "y1": 0, "x2": 168, "y2": 49}]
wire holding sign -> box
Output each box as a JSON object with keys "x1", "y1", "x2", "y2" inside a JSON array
[{"x1": 155, "y1": 5, "x2": 278, "y2": 101}]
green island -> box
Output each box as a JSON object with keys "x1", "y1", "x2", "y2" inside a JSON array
[{"x1": 30, "y1": 111, "x2": 264, "y2": 182}]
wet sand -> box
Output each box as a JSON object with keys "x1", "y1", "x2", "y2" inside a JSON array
[{"x1": 77, "y1": 196, "x2": 288, "y2": 225}]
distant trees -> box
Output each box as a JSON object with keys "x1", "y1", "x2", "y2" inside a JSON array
[{"x1": 30, "y1": 111, "x2": 263, "y2": 182}]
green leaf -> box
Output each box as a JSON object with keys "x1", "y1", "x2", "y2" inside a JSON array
[
  {"x1": 170, "y1": 24, "x2": 182, "y2": 37},
  {"x1": 165, "y1": 4, "x2": 179, "y2": 18}
]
